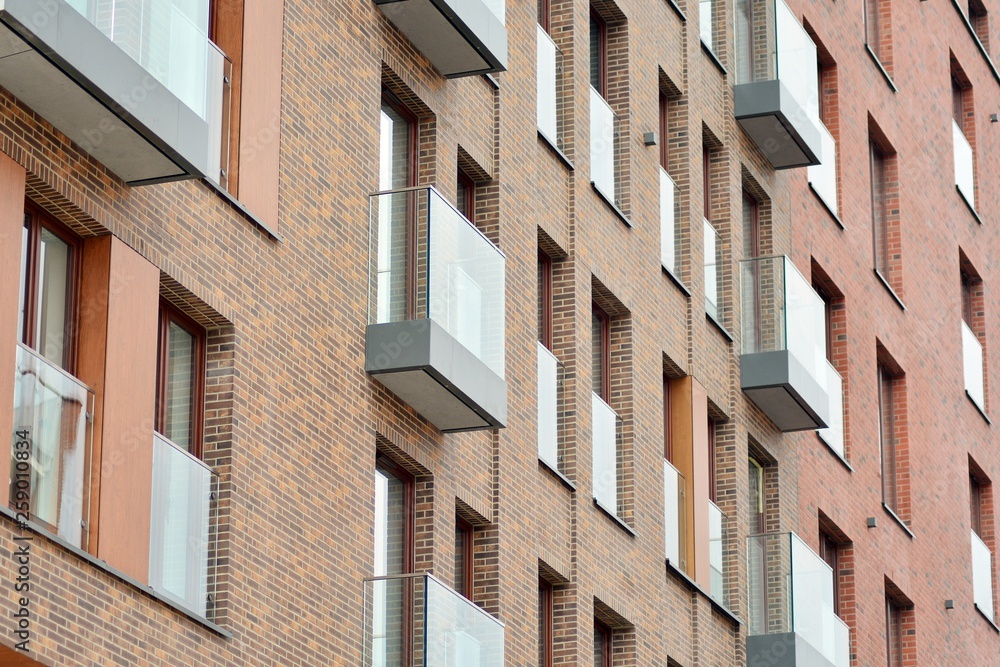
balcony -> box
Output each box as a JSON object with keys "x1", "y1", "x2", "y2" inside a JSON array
[
  {"x1": 590, "y1": 87, "x2": 620, "y2": 207},
  {"x1": 963, "y1": 321, "x2": 986, "y2": 410},
  {"x1": 374, "y1": 0, "x2": 507, "y2": 77},
  {"x1": 11, "y1": 343, "x2": 93, "y2": 549},
  {"x1": 537, "y1": 342, "x2": 561, "y2": 470},
  {"x1": 747, "y1": 533, "x2": 850, "y2": 667},
  {"x1": 148, "y1": 432, "x2": 217, "y2": 617},
  {"x1": 0, "y1": 0, "x2": 231, "y2": 185},
  {"x1": 708, "y1": 500, "x2": 725, "y2": 605},
  {"x1": 663, "y1": 460, "x2": 686, "y2": 570},
  {"x1": 592, "y1": 393, "x2": 622, "y2": 516},
  {"x1": 972, "y1": 530, "x2": 995, "y2": 622},
  {"x1": 953, "y1": 120, "x2": 976, "y2": 210},
  {"x1": 660, "y1": 169, "x2": 681, "y2": 276},
  {"x1": 363, "y1": 573, "x2": 505, "y2": 667},
  {"x1": 365, "y1": 186, "x2": 507, "y2": 432},
  {"x1": 734, "y1": 0, "x2": 822, "y2": 169},
  {"x1": 740, "y1": 256, "x2": 830, "y2": 431}
]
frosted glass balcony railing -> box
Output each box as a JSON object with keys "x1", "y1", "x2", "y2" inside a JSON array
[
  {"x1": 660, "y1": 169, "x2": 681, "y2": 275},
  {"x1": 808, "y1": 123, "x2": 838, "y2": 217},
  {"x1": 206, "y1": 43, "x2": 234, "y2": 190},
  {"x1": 537, "y1": 342, "x2": 562, "y2": 470},
  {"x1": 11, "y1": 343, "x2": 94, "y2": 550},
  {"x1": 482, "y1": 0, "x2": 505, "y2": 24},
  {"x1": 363, "y1": 573, "x2": 505, "y2": 667},
  {"x1": 149, "y1": 432, "x2": 217, "y2": 617},
  {"x1": 962, "y1": 321, "x2": 985, "y2": 410},
  {"x1": 590, "y1": 87, "x2": 619, "y2": 205},
  {"x1": 953, "y1": 120, "x2": 976, "y2": 210},
  {"x1": 708, "y1": 500, "x2": 725, "y2": 605},
  {"x1": 700, "y1": 0, "x2": 714, "y2": 48},
  {"x1": 747, "y1": 533, "x2": 850, "y2": 667},
  {"x1": 369, "y1": 187, "x2": 506, "y2": 379},
  {"x1": 972, "y1": 530, "x2": 995, "y2": 622},
  {"x1": 537, "y1": 25, "x2": 561, "y2": 147},
  {"x1": 704, "y1": 220, "x2": 721, "y2": 321},
  {"x1": 664, "y1": 461, "x2": 687, "y2": 570},
  {"x1": 734, "y1": 0, "x2": 819, "y2": 121},
  {"x1": 817, "y1": 361, "x2": 844, "y2": 458},
  {"x1": 592, "y1": 393, "x2": 622, "y2": 516}
]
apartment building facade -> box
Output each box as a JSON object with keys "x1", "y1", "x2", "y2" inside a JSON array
[{"x1": 0, "y1": 0, "x2": 997, "y2": 664}]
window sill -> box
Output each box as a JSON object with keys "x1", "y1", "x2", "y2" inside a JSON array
[
  {"x1": 873, "y1": 270, "x2": 906, "y2": 311},
  {"x1": 202, "y1": 178, "x2": 283, "y2": 242},
  {"x1": 701, "y1": 41, "x2": 727, "y2": 75},
  {"x1": 808, "y1": 183, "x2": 844, "y2": 230},
  {"x1": 864, "y1": 45, "x2": 898, "y2": 93},
  {"x1": 975, "y1": 604, "x2": 1000, "y2": 632},
  {"x1": 540, "y1": 458, "x2": 577, "y2": 491},
  {"x1": 817, "y1": 434, "x2": 854, "y2": 471},
  {"x1": 663, "y1": 0, "x2": 687, "y2": 22},
  {"x1": 590, "y1": 182, "x2": 632, "y2": 227},
  {"x1": 950, "y1": 0, "x2": 1000, "y2": 86},
  {"x1": 538, "y1": 130, "x2": 575, "y2": 170},
  {"x1": 593, "y1": 498, "x2": 637, "y2": 536},
  {"x1": 706, "y1": 312, "x2": 734, "y2": 342},
  {"x1": 957, "y1": 186, "x2": 984, "y2": 225},
  {"x1": 966, "y1": 390, "x2": 992, "y2": 424},
  {"x1": 0, "y1": 506, "x2": 232, "y2": 638},
  {"x1": 662, "y1": 266, "x2": 692, "y2": 297},
  {"x1": 882, "y1": 503, "x2": 915, "y2": 539},
  {"x1": 665, "y1": 559, "x2": 743, "y2": 626}
]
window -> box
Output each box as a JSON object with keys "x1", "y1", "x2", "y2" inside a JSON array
[
  {"x1": 877, "y1": 362, "x2": 899, "y2": 514},
  {"x1": 155, "y1": 303, "x2": 206, "y2": 457},
  {"x1": 592, "y1": 304, "x2": 610, "y2": 400},
  {"x1": 969, "y1": 463, "x2": 995, "y2": 621},
  {"x1": 539, "y1": 579, "x2": 553, "y2": 667},
  {"x1": 593, "y1": 620, "x2": 611, "y2": 667},
  {"x1": 591, "y1": 287, "x2": 630, "y2": 522},
  {"x1": 742, "y1": 190, "x2": 759, "y2": 259},
  {"x1": 589, "y1": 10, "x2": 607, "y2": 95},
  {"x1": 700, "y1": 0, "x2": 715, "y2": 49},
  {"x1": 538, "y1": 0, "x2": 551, "y2": 31},
  {"x1": 819, "y1": 533, "x2": 841, "y2": 614},
  {"x1": 807, "y1": 27, "x2": 840, "y2": 218},
  {"x1": 704, "y1": 219, "x2": 721, "y2": 322},
  {"x1": 537, "y1": 0, "x2": 563, "y2": 148},
  {"x1": 708, "y1": 417, "x2": 717, "y2": 503},
  {"x1": 864, "y1": 0, "x2": 891, "y2": 72},
  {"x1": 960, "y1": 257, "x2": 986, "y2": 411},
  {"x1": 813, "y1": 265, "x2": 848, "y2": 458},
  {"x1": 455, "y1": 515, "x2": 474, "y2": 599},
  {"x1": 539, "y1": 251, "x2": 553, "y2": 348},
  {"x1": 19, "y1": 205, "x2": 80, "y2": 371},
  {"x1": 378, "y1": 93, "x2": 416, "y2": 323},
  {"x1": 749, "y1": 458, "x2": 764, "y2": 534},
  {"x1": 663, "y1": 377, "x2": 673, "y2": 462},
  {"x1": 972, "y1": 475, "x2": 984, "y2": 537},
  {"x1": 870, "y1": 141, "x2": 888, "y2": 278},
  {"x1": 952, "y1": 61, "x2": 976, "y2": 211},
  {"x1": 588, "y1": 4, "x2": 627, "y2": 211},
  {"x1": 374, "y1": 456, "x2": 414, "y2": 577},
  {"x1": 969, "y1": 0, "x2": 990, "y2": 50},
  {"x1": 659, "y1": 88, "x2": 681, "y2": 276},
  {"x1": 885, "y1": 594, "x2": 902, "y2": 666},
  {"x1": 456, "y1": 170, "x2": 476, "y2": 222}
]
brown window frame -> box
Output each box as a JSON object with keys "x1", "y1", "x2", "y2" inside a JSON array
[
  {"x1": 885, "y1": 594, "x2": 903, "y2": 667},
  {"x1": 539, "y1": 251, "x2": 553, "y2": 349},
  {"x1": 708, "y1": 418, "x2": 717, "y2": 503},
  {"x1": 819, "y1": 532, "x2": 841, "y2": 614},
  {"x1": 594, "y1": 619, "x2": 612, "y2": 667},
  {"x1": 455, "y1": 515, "x2": 475, "y2": 600},
  {"x1": 877, "y1": 362, "x2": 898, "y2": 513},
  {"x1": 663, "y1": 376, "x2": 673, "y2": 462},
  {"x1": 457, "y1": 169, "x2": 476, "y2": 223},
  {"x1": 592, "y1": 303, "x2": 611, "y2": 401},
  {"x1": 659, "y1": 92, "x2": 670, "y2": 169},
  {"x1": 374, "y1": 453, "x2": 416, "y2": 576},
  {"x1": 815, "y1": 282, "x2": 834, "y2": 362},
  {"x1": 538, "y1": 0, "x2": 551, "y2": 32},
  {"x1": 703, "y1": 145, "x2": 712, "y2": 220},
  {"x1": 590, "y1": 8, "x2": 607, "y2": 96},
  {"x1": 962, "y1": 270, "x2": 975, "y2": 325},
  {"x1": 971, "y1": 474, "x2": 984, "y2": 537},
  {"x1": 155, "y1": 301, "x2": 207, "y2": 459},
  {"x1": 742, "y1": 189, "x2": 760, "y2": 259},
  {"x1": 539, "y1": 578, "x2": 554, "y2": 667},
  {"x1": 870, "y1": 140, "x2": 888, "y2": 277},
  {"x1": 20, "y1": 202, "x2": 82, "y2": 373}
]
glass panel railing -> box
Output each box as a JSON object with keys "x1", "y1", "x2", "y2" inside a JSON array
[
  {"x1": 962, "y1": 321, "x2": 985, "y2": 410},
  {"x1": 708, "y1": 500, "x2": 725, "y2": 605},
  {"x1": 206, "y1": 42, "x2": 233, "y2": 190},
  {"x1": 537, "y1": 342, "x2": 561, "y2": 470},
  {"x1": 741, "y1": 256, "x2": 826, "y2": 382},
  {"x1": 664, "y1": 461, "x2": 686, "y2": 570},
  {"x1": 11, "y1": 343, "x2": 94, "y2": 549},
  {"x1": 817, "y1": 360, "x2": 844, "y2": 457},
  {"x1": 808, "y1": 122, "x2": 838, "y2": 216},
  {"x1": 747, "y1": 533, "x2": 849, "y2": 666},
  {"x1": 537, "y1": 25, "x2": 560, "y2": 147},
  {"x1": 660, "y1": 169, "x2": 681, "y2": 275},
  {"x1": 149, "y1": 432, "x2": 216, "y2": 617},
  {"x1": 972, "y1": 530, "x2": 995, "y2": 622},
  {"x1": 368, "y1": 187, "x2": 506, "y2": 379},
  {"x1": 481, "y1": 0, "x2": 505, "y2": 25},
  {"x1": 735, "y1": 0, "x2": 819, "y2": 121},
  {"x1": 592, "y1": 393, "x2": 621, "y2": 515},
  {"x1": 953, "y1": 119, "x2": 976, "y2": 209},
  {"x1": 700, "y1": 0, "x2": 714, "y2": 48},
  {"x1": 704, "y1": 220, "x2": 721, "y2": 321},
  {"x1": 590, "y1": 87, "x2": 619, "y2": 205},
  {"x1": 363, "y1": 573, "x2": 505, "y2": 667}
]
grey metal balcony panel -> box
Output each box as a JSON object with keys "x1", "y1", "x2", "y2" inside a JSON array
[
  {"x1": 366, "y1": 319, "x2": 507, "y2": 432},
  {"x1": 0, "y1": 0, "x2": 210, "y2": 184},
  {"x1": 375, "y1": 0, "x2": 507, "y2": 77},
  {"x1": 741, "y1": 349, "x2": 829, "y2": 431},
  {"x1": 734, "y1": 79, "x2": 822, "y2": 169},
  {"x1": 746, "y1": 632, "x2": 837, "y2": 667}
]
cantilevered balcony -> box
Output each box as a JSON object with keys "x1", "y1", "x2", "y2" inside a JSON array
[
  {"x1": 374, "y1": 0, "x2": 507, "y2": 77},
  {"x1": 366, "y1": 186, "x2": 507, "y2": 432},
  {"x1": 0, "y1": 0, "x2": 231, "y2": 185},
  {"x1": 740, "y1": 256, "x2": 829, "y2": 431},
  {"x1": 363, "y1": 573, "x2": 505, "y2": 667},
  {"x1": 734, "y1": 0, "x2": 822, "y2": 169},
  {"x1": 747, "y1": 533, "x2": 850, "y2": 667}
]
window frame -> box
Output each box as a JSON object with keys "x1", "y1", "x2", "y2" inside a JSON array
[
  {"x1": 594, "y1": 619, "x2": 612, "y2": 667},
  {"x1": 971, "y1": 474, "x2": 984, "y2": 537},
  {"x1": 589, "y1": 8, "x2": 608, "y2": 96},
  {"x1": 663, "y1": 376, "x2": 673, "y2": 462},
  {"x1": 877, "y1": 362, "x2": 898, "y2": 513},
  {"x1": 592, "y1": 303, "x2": 611, "y2": 401},
  {"x1": 380, "y1": 90, "x2": 419, "y2": 320},
  {"x1": 819, "y1": 533, "x2": 841, "y2": 614},
  {"x1": 539, "y1": 578, "x2": 554, "y2": 667},
  {"x1": 885, "y1": 594, "x2": 903, "y2": 667},
  {"x1": 864, "y1": 0, "x2": 881, "y2": 57},
  {"x1": 538, "y1": 0, "x2": 551, "y2": 32},
  {"x1": 457, "y1": 169, "x2": 476, "y2": 223},
  {"x1": 870, "y1": 140, "x2": 888, "y2": 277},
  {"x1": 708, "y1": 418, "x2": 717, "y2": 503},
  {"x1": 455, "y1": 514, "x2": 475, "y2": 600},
  {"x1": 659, "y1": 92, "x2": 670, "y2": 169},
  {"x1": 155, "y1": 301, "x2": 207, "y2": 459},
  {"x1": 374, "y1": 453, "x2": 416, "y2": 576},
  {"x1": 539, "y1": 250, "x2": 553, "y2": 349},
  {"x1": 702, "y1": 145, "x2": 712, "y2": 220}
]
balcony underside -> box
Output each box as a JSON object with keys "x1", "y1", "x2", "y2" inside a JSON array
[
  {"x1": 741, "y1": 350, "x2": 829, "y2": 431},
  {"x1": 375, "y1": 0, "x2": 507, "y2": 77},
  {"x1": 747, "y1": 632, "x2": 838, "y2": 667},
  {"x1": 366, "y1": 320, "x2": 507, "y2": 432},
  {"x1": 734, "y1": 80, "x2": 822, "y2": 169},
  {"x1": 0, "y1": 0, "x2": 210, "y2": 185}
]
